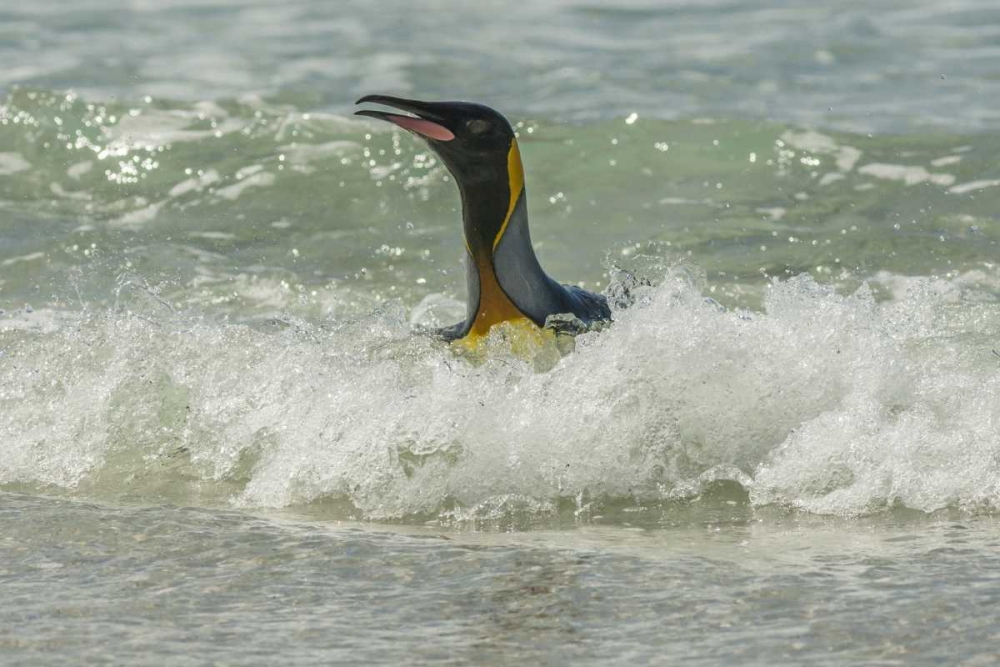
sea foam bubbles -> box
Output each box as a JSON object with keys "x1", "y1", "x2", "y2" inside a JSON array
[{"x1": 1, "y1": 270, "x2": 998, "y2": 520}]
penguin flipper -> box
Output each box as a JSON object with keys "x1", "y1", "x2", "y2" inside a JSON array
[
  {"x1": 436, "y1": 320, "x2": 468, "y2": 342},
  {"x1": 562, "y1": 284, "x2": 612, "y2": 325}
]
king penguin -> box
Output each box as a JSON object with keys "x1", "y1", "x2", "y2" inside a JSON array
[{"x1": 355, "y1": 95, "x2": 611, "y2": 344}]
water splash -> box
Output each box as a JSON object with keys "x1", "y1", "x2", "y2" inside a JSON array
[{"x1": 3, "y1": 270, "x2": 998, "y2": 521}]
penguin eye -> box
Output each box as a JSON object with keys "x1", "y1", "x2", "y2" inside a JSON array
[{"x1": 466, "y1": 119, "x2": 491, "y2": 135}]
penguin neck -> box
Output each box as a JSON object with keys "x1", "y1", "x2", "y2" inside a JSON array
[
  {"x1": 458, "y1": 182, "x2": 566, "y2": 338},
  {"x1": 456, "y1": 186, "x2": 522, "y2": 336},
  {"x1": 459, "y1": 187, "x2": 521, "y2": 267},
  {"x1": 458, "y1": 138, "x2": 533, "y2": 270}
]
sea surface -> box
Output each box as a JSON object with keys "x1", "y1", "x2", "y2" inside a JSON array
[{"x1": 2, "y1": 0, "x2": 1000, "y2": 664}]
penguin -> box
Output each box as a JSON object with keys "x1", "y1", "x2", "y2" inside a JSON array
[{"x1": 355, "y1": 95, "x2": 611, "y2": 344}]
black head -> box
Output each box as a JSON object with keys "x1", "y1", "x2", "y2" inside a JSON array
[
  {"x1": 356, "y1": 95, "x2": 518, "y2": 186},
  {"x1": 355, "y1": 95, "x2": 525, "y2": 257}
]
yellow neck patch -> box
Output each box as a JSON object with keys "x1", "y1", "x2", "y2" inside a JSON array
[{"x1": 492, "y1": 139, "x2": 525, "y2": 252}]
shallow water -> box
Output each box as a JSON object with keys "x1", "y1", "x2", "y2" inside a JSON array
[
  {"x1": 5, "y1": 494, "x2": 1000, "y2": 665},
  {"x1": 2, "y1": 0, "x2": 1000, "y2": 664}
]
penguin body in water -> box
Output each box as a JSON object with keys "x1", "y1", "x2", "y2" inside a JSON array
[{"x1": 356, "y1": 95, "x2": 610, "y2": 344}]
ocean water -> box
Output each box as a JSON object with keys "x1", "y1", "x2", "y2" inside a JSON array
[{"x1": 2, "y1": 0, "x2": 1000, "y2": 664}]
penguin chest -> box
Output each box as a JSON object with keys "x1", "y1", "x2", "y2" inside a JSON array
[
  {"x1": 454, "y1": 259, "x2": 553, "y2": 355},
  {"x1": 466, "y1": 261, "x2": 533, "y2": 338}
]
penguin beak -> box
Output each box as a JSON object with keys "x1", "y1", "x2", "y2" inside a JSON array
[{"x1": 355, "y1": 95, "x2": 456, "y2": 142}]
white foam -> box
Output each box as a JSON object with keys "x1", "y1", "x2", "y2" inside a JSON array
[
  {"x1": 0, "y1": 152, "x2": 31, "y2": 175},
  {"x1": 1, "y1": 271, "x2": 998, "y2": 519},
  {"x1": 109, "y1": 200, "x2": 165, "y2": 228},
  {"x1": 948, "y1": 179, "x2": 1000, "y2": 195},
  {"x1": 215, "y1": 171, "x2": 275, "y2": 201},
  {"x1": 859, "y1": 163, "x2": 955, "y2": 187},
  {"x1": 931, "y1": 155, "x2": 962, "y2": 167},
  {"x1": 169, "y1": 169, "x2": 220, "y2": 197},
  {"x1": 0, "y1": 252, "x2": 45, "y2": 267},
  {"x1": 780, "y1": 130, "x2": 862, "y2": 172},
  {"x1": 66, "y1": 160, "x2": 93, "y2": 180}
]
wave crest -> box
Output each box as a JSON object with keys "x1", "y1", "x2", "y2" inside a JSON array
[{"x1": 2, "y1": 271, "x2": 998, "y2": 520}]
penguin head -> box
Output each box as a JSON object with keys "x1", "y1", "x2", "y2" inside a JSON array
[
  {"x1": 356, "y1": 95, "x2": 526, "y2": 258},
  {"x1": 355, "y1": 95, "x2": 516, "y2": 188}
]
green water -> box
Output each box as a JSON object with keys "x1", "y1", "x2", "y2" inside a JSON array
[{"x1": 2, "y1": 1, "x2": 1000, "y2": 664}]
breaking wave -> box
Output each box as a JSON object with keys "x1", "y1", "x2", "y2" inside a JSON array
[{"x1": 2, "y1": 269, "x2": 998, "y2": 521}]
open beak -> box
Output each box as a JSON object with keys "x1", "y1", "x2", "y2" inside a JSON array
[{"x1": 355, "y1": 95, "x2": 456, "y2": 141}]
